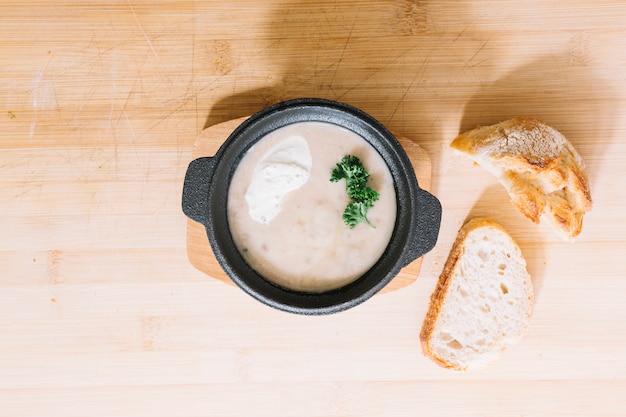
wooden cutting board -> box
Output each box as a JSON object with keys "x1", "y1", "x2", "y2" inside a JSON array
[
  {"x1": 186, "y1": 117, "x2": 432, "y2": 294},
  {"x1": 3, "y1": 2, "x2": 626, "y2": 416}
]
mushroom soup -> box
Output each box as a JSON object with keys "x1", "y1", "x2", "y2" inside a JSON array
[{"x1": 227, "y1": 121, "x2": 397, "y2": 292}]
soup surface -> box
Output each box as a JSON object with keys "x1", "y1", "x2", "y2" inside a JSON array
[{"x1": 227, "y1": 121, "x2": 396, "y2": 292}]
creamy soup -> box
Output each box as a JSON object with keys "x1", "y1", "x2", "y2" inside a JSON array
[{"x1": 227, "y1": 121, "x2": 396, "y2": 292}]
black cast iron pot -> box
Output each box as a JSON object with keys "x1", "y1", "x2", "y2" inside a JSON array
[{"x1": 182, "y1": 98, "x2": 441, "y2": 315}]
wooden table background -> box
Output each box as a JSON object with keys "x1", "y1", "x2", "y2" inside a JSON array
[{"x1": 2, "y1": 1, "x2": 626, "y2": 416}]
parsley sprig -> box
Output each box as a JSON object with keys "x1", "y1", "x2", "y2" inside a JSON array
[{"x1": 330, "y1": 155, "x2": 380, "y2": 229}]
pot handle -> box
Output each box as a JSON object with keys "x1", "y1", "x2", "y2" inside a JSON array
[
  {"x1": 182, "y1": 156, "x2": 216, "y2": 225},
  {"x1": 402, "y1": 188, "x2": 442, "y2": 266}
]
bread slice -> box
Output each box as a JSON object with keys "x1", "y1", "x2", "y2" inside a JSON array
[
  {"x1": 420, "y1": 218, "x2": 533, "y2": 371},
  {"x1": 451, "y1": 117, "x2": 592, "y2": 241}
]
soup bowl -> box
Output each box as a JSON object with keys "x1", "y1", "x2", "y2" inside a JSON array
[{"x1": 182, "y1": 98, "x2": 441, "y2": 315}]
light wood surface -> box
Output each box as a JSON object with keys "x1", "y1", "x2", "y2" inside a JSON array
[
  {"x1": 2, "y1": 1, "x2": 626, "y2": 416},
  {"x1": 187, "y1": 117, "x2": 432, "y2": 294}
]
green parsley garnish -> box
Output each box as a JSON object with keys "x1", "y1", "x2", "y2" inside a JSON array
[{"x1": 330, "y1": 155, "x2": 380, "y2": 229}]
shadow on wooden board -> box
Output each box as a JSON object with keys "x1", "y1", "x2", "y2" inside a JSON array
[
  {"x1": 456, "y1": 51, "x2": 616, "y2": 299},
  {"x1": 459, "y1": 52, "x2": 618, "y2": 185},
  {"x1": 195, "y1": 3, "x2": 616, "y2": 300},
  {"x1": 464, "y1": 184, "x2": 547, "y2": 302},
  {"x1": 201, "y1": 2, "x2": 449, "y2": 144}
]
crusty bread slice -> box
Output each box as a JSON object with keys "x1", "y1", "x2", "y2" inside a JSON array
[
  {"x1": 451, "y1": 117, "x2": 592, "y2": 241},
  {"x1": 420, "y1": 218, "x2": 533, "y2": 371}
]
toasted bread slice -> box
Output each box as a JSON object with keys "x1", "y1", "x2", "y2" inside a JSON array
[
  {"x1": 420, "y1": 218, "x2": 533, "y2": 371},
  {"x1": 451, "y1": 117, "x2": 592, "y2": 241}
]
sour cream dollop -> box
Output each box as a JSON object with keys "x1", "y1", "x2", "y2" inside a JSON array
[{"x1": 244, "y1": 135, "x2": 312, "y2": 224}]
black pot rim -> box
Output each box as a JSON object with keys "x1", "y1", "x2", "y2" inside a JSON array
[{"x1": 183, "y1": 98, "x2": 441, "y2": 315}]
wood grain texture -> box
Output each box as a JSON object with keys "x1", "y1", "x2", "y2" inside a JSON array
[
  {"x1": 186, "y1": 117, "x2": 432, "y2": 294},
  {"x1": 1, "y1": 1, "x2": 626, "y2": 416}
]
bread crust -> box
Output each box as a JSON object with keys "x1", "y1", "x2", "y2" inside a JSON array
[
  {"x1": 419, "y1": 218, "x2": 531, "y2": 371},
  {"x1": 451, "y1": 117, "x2": 592, "y2": 240}
]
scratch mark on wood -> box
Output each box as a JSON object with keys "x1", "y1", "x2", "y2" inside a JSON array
[
  {"x1": 329, "y1": 7, "x2": 360, "y2": 88},
  {"x1": 29, "y1": 59, "x2": 58, "y2": 140},
  {"x1": 29, "y1": 69, "x2": 44, "y2": 140},
  {"x1": 467, "y1": 37, "x2": 491, "y2": 67},
  {"x1": 188, "y1": 0, "x2": 198, "y2": 133},
  {"x1": 388, "y1": 54, "x2": 430, "y2": 124},
  {"x1": 336, "y1": 44, "x2": 418, "y2": 101},
  {"x1": 127, "y1": 0, "x2": 160, "y2": 63},
  {"x1": 107, "y1": 63, "x2": 117, "y2": 137},
  {"x1": 123, "y1": 109, "x2": 141, "y2": 166},
  {"x1": 11, "y1": 183, "x2": 43, "y2": 201}
]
